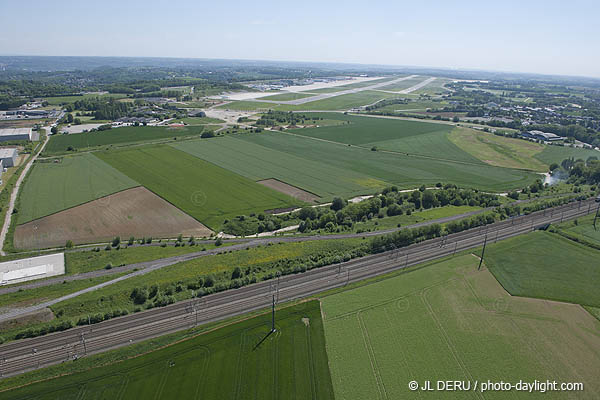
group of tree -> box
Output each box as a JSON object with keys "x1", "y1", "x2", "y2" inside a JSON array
[
  {"x1": 255, "y1": 110, "x2": 313, "y2": 127},
  {"x1": 297, "y1": 184, "x2": 501, "y2": 234},
  {"x1": 560, "y1": 157, "x2": 600, "y2": 184},
  {"x1": 64, "y1": 96, "x2": 133, "y2": 120}
]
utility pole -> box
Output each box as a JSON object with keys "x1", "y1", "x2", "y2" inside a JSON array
[
  {"x1": 346, "y1": 269, "x2": 350, "y2": 286},
  {"x1": 594, "y1": 204, "x2": 600, "y2": 231},
  {"x1": 80, "y1": 332, "x2": 87, "y2": 356},
  {"x1": 478, "y1": 235, "x2": 488, "y2": 271},
  {"x1": 276, "y1": 272, "x2": 281, "y2": 303},
  {"x1": 453, "y1": 241, "x2": 457, "y2": 256},
  {"x1": 405, "y1": 253, "x2": 409, "y2": 267},
  {"x1": 271, "y1": 295, "x2": 276, "y2": 333}
]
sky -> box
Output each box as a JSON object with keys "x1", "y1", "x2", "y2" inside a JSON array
[{"x1": 1, "y1": 0, "x2": 599, "y2": 78}]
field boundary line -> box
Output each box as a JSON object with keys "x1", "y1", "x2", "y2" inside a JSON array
[
  {"x1": 0, "y1": 129, "x2": 50, "y2": 256},
  {"x1": 420, "y1": 281, "x2": 485, "y2": 400},
  {"x1": 14, "y1": 185, "x2": 143, "y2": 227},
  {"x1": 357, "y1": 311, "x2": 388, "y2": 400},
  {"x1": 279, "y1": 126, "x2": 528, "y2": 170},
  {"x1": 383, "y1": 306, "x2": 422, "y2": 399}
]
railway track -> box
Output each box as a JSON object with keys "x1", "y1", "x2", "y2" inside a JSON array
[{"x1": 0, "y1": 199, "x2": 596, "y2": 378}]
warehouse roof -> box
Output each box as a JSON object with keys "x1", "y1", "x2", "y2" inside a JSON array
[
  {"x1": 0, "y1": 148, "x2": 18, "y2": 158},
  {"x1": 0, "y1": 128, "x2": 31, "y2": 137}
]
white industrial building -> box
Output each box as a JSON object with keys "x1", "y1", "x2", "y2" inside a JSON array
[
  {"x1": 528, "y1": 130, "x2": 563, "y2": 142},
  {"x1": 0, "y1": 253, "x2": 65, "y2": 285},
  {"x1": 0, "y1": 148, "x2": 18, "y2": 167},
  {"x1": 0, "y1": 128, "x2": 32, "y2": 142}
]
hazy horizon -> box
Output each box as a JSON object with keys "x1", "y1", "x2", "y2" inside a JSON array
[{"x1": 1, "y1": 0, "x2": 599, "y2": 79}]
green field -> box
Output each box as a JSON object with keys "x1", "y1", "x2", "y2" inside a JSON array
[
  {"x1": 175, "y1": 114, "x2": 537, "y2": 195},
  {"x1": 176, "y1": 116, "x2": 225, "y2": 125},
  {"x1": 449, "y1": 127, "x2": 548, "y2": 170},
  {"x1": 259, "y1": 92, "x2": 316, "y2": 101},
  {"x1": 483, "y1": 231, "x2": 600, "y2": 307},
  {"x1": 375, "y1": 100, "x2": 448, "y2": 113},
  {"x1": 220, "y1": 91, "x2": 397, "y2": 112},
  {"x1": 45, "y1": 125, "x2": 207, "y2": 155},
  {"x1": 2, "y1": 301, "x2": 334, "y2": 400},
  {"x1": 322, "y1": 254, "x2": 600, "y2": 399},
  {"x1": 557, "y1": 213, "x2": 600, "y2": 245},
  {"x1": 218, "y1": 100, "x2": 279, "y2": 111},
  {"x1": 240, "y1": 130, "x2": 536, "y2": 192},
  {"x1": 291, "y1": 113, "x2": 480, "y2": 163},
  {"x1": 17, "y1": 154, "x2": 138, "y2": 224},
  {"x1": 286, "y1": 90, "x2": 396, "y2": 111},
  {"x1": 412, "y1": 78, "x2": 453, "y2": 95},
  {"x1": 97, "y1": 145, "x2": 300, "y2": 228},
  {"x1": 377, "y1": 76, "x2": 425, "y2": 91},
  {"x1": 534, "y1": 145, "x2": 600, "y2": 165},
  {"x1": 172, "y1": 136, "x2": 381, "y2": 200}
]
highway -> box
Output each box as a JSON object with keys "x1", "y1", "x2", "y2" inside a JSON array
[{"x1": 0, "y1": 199, "x2": 596, "y2": 378}]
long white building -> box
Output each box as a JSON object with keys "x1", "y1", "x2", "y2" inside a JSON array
[
  {"x1": 0, "y1": 253, "x2": 65, "y2": 285},
  {"x1": 0, "y1": 128, "x2": 32, "y2": 142}
]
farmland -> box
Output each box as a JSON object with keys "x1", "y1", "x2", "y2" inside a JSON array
[
  {"x1": 172, "y1": 136, "x2": 381, "y2": 200},
  {"x1": 96, "y1": 145, "x2": 300, "y2": 229},
  {"x1": 14, "y1": 187, "x2": 212, "y2": 249},
  {"x1": 241, "y1": 130, "x2": 536, "y2": 191},
  {"x1": 321, "y1": 254, "x2": 600, "y2": 399},
  {"x1": 1, "y1": 301, "x2": 334, "y2": 400},
  {"x1": 449, "y1": 127, "x2": 547, "y2": 170},
  {"x1": 175, "y1": 115, "x2": 537, "y2": 197},
  {"x1": 483, "y1": 231, "x2": 600, "y2": 307},
  {"x1": 16, "y1": 154, "x2": 138, "y2": 224},
  {"x1": 44, "y1": 125, "x2": 207, "y2": 155},
  {"x1": 289, "y1": 113, "x2": 480, "y2": 163}
]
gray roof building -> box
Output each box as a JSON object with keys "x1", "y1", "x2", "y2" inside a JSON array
[
  {"x1": 0, "y1": 128, "x2": 32, "y2": 142},
  {"x1": 0, "y1": 148, "x2": 18, "y2": 167}
]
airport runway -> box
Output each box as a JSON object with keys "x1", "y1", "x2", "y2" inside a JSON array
[
  {"x1": 0, "y1": 199, "x2": 596, "y2": 378},
  {"x1": 251, "y1": 75, "x2": 421, "y2": 105}
]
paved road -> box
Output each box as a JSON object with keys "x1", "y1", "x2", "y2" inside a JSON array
[
  {"x1": 0, "y1": 205, "x2": 496, "y2": 298},
  {"x1": 0, "y1": 199, "x2": 594, "y2": 378},
  {"x1": 0, "y1": 128, "x2": 50, "y2": 256},
  {"x1": 250, "y1": 75, "x2": 419, "y2": 106}
]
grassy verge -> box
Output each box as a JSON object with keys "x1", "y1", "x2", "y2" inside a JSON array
[
  {"x1": 1, "y1": 134, "x2": 46, "y2": 253},
  {"x1": 65, "y1": 241, "x2": 222, "y2": 275}
]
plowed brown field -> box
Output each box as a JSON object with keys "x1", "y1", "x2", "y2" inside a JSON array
[{"x1": 15, "y1": 187, "x2": 212, "y2": 249}]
